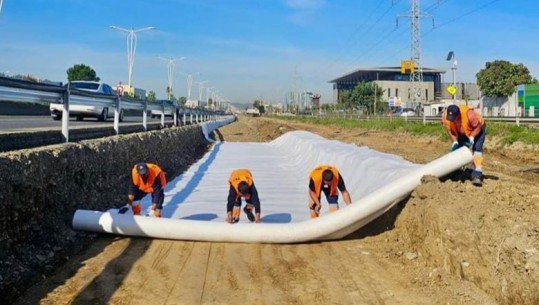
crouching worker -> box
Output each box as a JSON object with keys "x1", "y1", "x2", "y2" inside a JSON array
[
  {"x1": 442, "y1": 104, "x2": 486, "y2": 186},
  {"x1": 308, "y1": 165, "x2": 352, "y2": 218},
  {"x1": 127, "y1": 162, "x2": 167, "y2": 217},
  {"x1": 227, "y1": 169, "x2": 261, "y2": 223}
]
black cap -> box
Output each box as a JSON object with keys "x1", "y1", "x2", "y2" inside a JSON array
[
  {"x1": 238, "y1": 181, "x2": 251, "y2": 195},
  {"x1": 136, "y1": 163, "x2": 148, "y2": 176},
  {"x1": 446, "y1": 105, "x2": 460, "y2": 122}
]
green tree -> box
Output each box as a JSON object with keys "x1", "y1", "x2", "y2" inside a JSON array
[
  {"x1": 147, "y1": 90, "x2": 156, "y2": 102},
  {"x1": 476, "y1": 60, "x2": 537, "y2": 97},
  {"x1": 253, "y1": 99, "x2": 265, "y2": 114},
  {"x1": 337, "y1": 90, "x2": 351, "y2": 109},
  {"x1": 66, "y1": 64, "x2": 100, "y2": 82},
  {"x1": 349, "y1": 82, "x2": 385, "y2": 114},
  {"x1": 320, "y1": 103, "x2": 336, "y2": 112},
  {"x1": 178, "y1": 96, "x2": 187, "y2": 105},
  {"x1": 22, "y1": 74, "x2": 38, "y2": 82}
]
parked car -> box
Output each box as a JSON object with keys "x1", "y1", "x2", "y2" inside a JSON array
[
  {"x1": 49, "y1": 81, "x2": 124, "y2": 122},
  {"x1": 394, "y1": 107, "x2": 416, "y2": 117},
  {"x1": 151, "y1": 100, "x2": 178, "y2": 118}
]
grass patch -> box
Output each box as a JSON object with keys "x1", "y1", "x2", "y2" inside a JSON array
[{"x1": 273, "y1": 115, "x2": 539, "y2": 146}]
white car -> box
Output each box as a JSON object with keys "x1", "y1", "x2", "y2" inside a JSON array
[
  {"x1": 50, "y1": 81, "x2": 124, "y2": 121},
  {"x1": 396, "y1": 108, "x2": 416, "y2": 117}
]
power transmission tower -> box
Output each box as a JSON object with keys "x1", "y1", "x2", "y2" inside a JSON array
[{"x1": 397, "y1": 0, "x2": 435, "y2": 108}]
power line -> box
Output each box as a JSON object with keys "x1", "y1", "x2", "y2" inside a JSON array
[{"x1": 317, "y1": 1, "x2": 400, "y2": 76}]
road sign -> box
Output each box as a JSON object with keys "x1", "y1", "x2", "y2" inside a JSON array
[{"x1": 446, "y1": 85, "x2": 457, "y2": 96}]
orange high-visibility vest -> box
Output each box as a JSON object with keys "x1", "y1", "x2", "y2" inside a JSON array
[
  {"x1": 131, "y1": 163, "x2": 167, "y2": 193},
  {"x1": 309, "y1": 165, "x2": 339, "y2": 197},
  {"x1": 229, "y1": 169, "x2": 253, "y2": 201},
  {"x1": 442, "y1": 105, "x2": 484, "y2": 136}
]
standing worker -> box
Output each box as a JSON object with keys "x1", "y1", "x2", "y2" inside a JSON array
[
  {"x1": 227, "y1": 169, "x2": 261, "y2": 223},
  {"x1": 308, "y1": 165, "x2": 352, "y2": 218},
  {"x1": 442, "y1": 104, "x2": 486, "y2": 186},
  {"x1": 126, "y1": 162, "x2": 167, "y2": 217}
]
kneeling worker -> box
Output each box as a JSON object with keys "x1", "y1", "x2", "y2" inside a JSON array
[
  {"x1": 127, "y1": 162, "x2": 167, "y2": 217},
  {"x1": 308, "y1": 165, "x2": 352, "y2": 218},
  {"x1": 227, "y1": 169, "x2": 261, "y2": 223}
]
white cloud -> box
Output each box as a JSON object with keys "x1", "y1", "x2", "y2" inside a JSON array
[
  {"x1": 283, "y1": 0, "x2": 325, "y2": 26},
  {"x1": 284, "y1": 0, "x2": 325, "y2": 10}
]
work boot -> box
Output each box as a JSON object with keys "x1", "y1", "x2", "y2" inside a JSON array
[
  {"x1": 471, "y1": 170, "x2": 483, "y2": 187},
  {"x1": 471, "y1": 177, "x2": 483, "y2": 187},
  {"x1": 154, "y1": 209, "x2": 162, "y2": 218},
  {"x1": 243, "y1": 207, "x2": 255, "y2": 222}
]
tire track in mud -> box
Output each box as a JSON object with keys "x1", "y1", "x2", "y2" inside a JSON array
[
  {"x1": 162, "y1": 242, "x2": 211, "y2": 304},
  {"x1": 321, "y1": 241, "x2": 427, "y2": 305},
  {"x1": 108, "y1": 240, "x2": 196, "y2": 305}
]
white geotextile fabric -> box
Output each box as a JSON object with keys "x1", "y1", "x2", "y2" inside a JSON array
[
  {"x1": 156, "y1": 131, "x2": 419, "y2": 223},
  {"x1": 73, "y1": 118, "x2": 473, "y2": 243}
]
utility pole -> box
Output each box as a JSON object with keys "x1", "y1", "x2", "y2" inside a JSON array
[{"x1": 397, "y1": 0, "x2": 436, "y2": 109}]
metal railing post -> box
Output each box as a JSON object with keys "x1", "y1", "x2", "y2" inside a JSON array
[
  {"x1": 173, "y1": 106, "x2": 178, "y2": 127},
  {"x1": 61, "y1": 85, "x2": 70, "y2": 142},
  {"x1": 114, "y1": 97, "x2": 120, "y2": 135},
  {"x1": 142, "y1": 100, "x2": 148, "y2": 131}
]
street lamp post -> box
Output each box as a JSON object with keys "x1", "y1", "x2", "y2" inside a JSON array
[
  {"x1": 206, "y1": 87, "x2": 214, "y2": 107},
  {"x1": 182, "y1": 72, "x2": 200, "y2": 102},
  {"x1": 446, "y1": 51, "x2": 457, "y2": 103},
  {"x1": 158, "y1": 56, "x2": 185, "y2": 99},
  {"x1": 110, "y1": 25, "x2": 155, "y2": 88},
  {"x1": 198, "y1": 81, "x2": 208, "y2": 103}
]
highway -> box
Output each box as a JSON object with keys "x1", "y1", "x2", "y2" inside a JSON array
[{"x1": 0, "y1": 115, "x2": 175, "y2": 133}]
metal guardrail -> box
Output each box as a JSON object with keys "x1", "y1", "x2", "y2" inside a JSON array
[
  {"x1": 307, "y1": 112, "x2": 539, "y2": 126},
  {"x1": 0, "y1": 76, "x2": 217, "y2": 142}
]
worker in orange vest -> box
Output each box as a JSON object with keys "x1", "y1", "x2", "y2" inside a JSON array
[
  {"x1": 442, "y1": 104, "x2": 486, "y2": 186},
  {"x1": 126, "y1": 162, "x2": 167, "y2": 217},
  {"x1": 227, "y1": 169, "x2": 261, "y2": 223},
  {"x1": 308, "y1": 165, "x2": 352, "y2": 218}
]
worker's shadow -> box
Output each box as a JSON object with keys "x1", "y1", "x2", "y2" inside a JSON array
[
  {"x1": 161, "y1": 142, "x2": 222, "y2": 218},
  {"x1": 440, "y1": 168, "x2": 499, "y2": 183},
  {"x1": 344, "y1": 195, "x2": 410, "y2": 241},
  {"x1": 212, "y1": 129, "x2": 225, "y2": 141},
  {"x1": 180, "y1": 213, "x2": 218, "y2": 221},
  {"x1": 261, "y1": 213, "x2": 292, "y2": 223}
]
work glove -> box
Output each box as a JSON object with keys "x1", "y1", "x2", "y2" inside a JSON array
[
  {"x1": 467, "y1": 136, "x2": 475, "y2": 148},
  {"x1": 449, "y1": 141, "x2": 459, "y2": 152}
]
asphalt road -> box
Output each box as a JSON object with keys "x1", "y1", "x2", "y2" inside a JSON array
[{"x1": 0, "y1": 115, "x2": 175, "y2": 133}]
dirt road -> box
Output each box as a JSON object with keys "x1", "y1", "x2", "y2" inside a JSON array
[{"x1": 16, "y1": 116, "x2": 539, "y2": 305}]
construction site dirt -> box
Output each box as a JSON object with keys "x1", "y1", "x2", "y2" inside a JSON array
[{"x1": 15, "y1": 115, "x2": 539, "y2": 305}]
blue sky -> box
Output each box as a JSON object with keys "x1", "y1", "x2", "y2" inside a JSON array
[{"x1": 0, "y1": 0, "x2": 537, "y2": 105}]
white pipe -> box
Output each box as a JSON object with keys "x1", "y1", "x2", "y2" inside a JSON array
[{"x1": 72, "y1": 147, "x2": 472, "y2": 243}]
